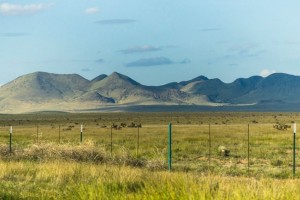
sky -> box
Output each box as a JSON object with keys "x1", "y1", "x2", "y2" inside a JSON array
[{"x1": 1, "y1": 0, "x2": 300, "y2": 86}]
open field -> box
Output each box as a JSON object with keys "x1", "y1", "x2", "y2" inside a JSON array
[
  {"x1": 1, "y1": 161, "x2": 300, "y2": 200},
  {"x1": 0, "y1": 112, "x2": 300, "y2": 199}
]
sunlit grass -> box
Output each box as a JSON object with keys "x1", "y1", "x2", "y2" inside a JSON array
[
  {"x1": 0, "y1": 160, "x2": 300, "y2": 199},
  {"x1": 0, "y1": 112, "x2": 299, "y2": 198}
]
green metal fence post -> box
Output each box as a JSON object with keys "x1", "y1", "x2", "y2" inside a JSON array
[
  {"x1": 110, "y1": 126, "x2": 113, "y2": 156},
  {"x1": 136, "y1": 126, "x2": 140, "y2": 158},
  {"x1": 248, "y1": 124, "x2": 250, "y2": 176},
  {"x1": 59, "y1": 125, "x2": 61, "y2": 144},
  {"x1": 168, "y1": 123, "x2": 172, "y2": 171},
  {"x1": 9, "y1": 126, "x2": 12, "y2": 153},
  {"x1": 209, "y1": 124, "x2": 211, "y2": 169},
  {"x1": 80, "y1": 125, "x2": 83, "y2": 143},
  {"x1": 293, "y1": 123, "x2": 296, "y2": 178},
  {"x1": 36, "y1": 125, "x2": 39, "y2": 144}
]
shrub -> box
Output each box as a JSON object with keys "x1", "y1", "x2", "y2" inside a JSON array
[{"x1": 218, "y1": 146, "x2": 230, "y2": 157}]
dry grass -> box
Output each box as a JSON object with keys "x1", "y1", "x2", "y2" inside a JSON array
[
  {"x1": 0, "y1": 141, "x2": 166, "y2": 170},
  {"x1": 0, "y1": 112, "x2": 299, "y2": 198},
  {"x1": 0, "y1": 160, "x2": 300, "y2": 199},
  {"x1": 0, "y1": 120, "x2": 297, "y2": 178}
]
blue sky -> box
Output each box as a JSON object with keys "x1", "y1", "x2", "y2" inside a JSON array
[{"x1": 1, "y1": 0, "x2": 300, "y2": 86}]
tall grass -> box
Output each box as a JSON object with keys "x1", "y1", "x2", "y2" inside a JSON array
[
  {"x1": 0, "y1": 141, "x2": 165, "y2": 170},
  {"x1": 0, "y1": 112, "x2": 299, "y2": 198},
  {"x1": 0, "y1": 160, "x2": 300, "y2": 199},
  {"x1": 0, "y1": 122, "x2": 298, "y2": 178}
]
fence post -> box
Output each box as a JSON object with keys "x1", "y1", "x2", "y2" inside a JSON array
[
  {"x1": 209, "y1": 124, "x2": 211, "y2": 169},
  {"x1": 248, "y1": 124, "x2": 250, "y2": 176},
  {"x1": 110, "y1": 126, "x2": 113, "y2": 156},
  {"x1": 80, "y1": 125, "x2": 83, "y2": 143},
  {"x1": 36, "y1": 125, "x2": 39, "y2": 144},
  {"x1": 136, "y1": 126, "x2": 140, "y2": 158},
  {"x1": 168, "y1": 123, "x2": 172, "y2": 171},
  {"x1": 59, "y1": 125, "x2": 61, "y2": 144},
  {"x1": 9, "y1": 126, "x2": 12, "y2": 153},
  {"x1": 293, "y1": 123, "x2": 296, "y2": 178}
]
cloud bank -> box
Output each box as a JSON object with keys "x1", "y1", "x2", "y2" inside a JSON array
[
  {"x1": 126, "y1": 57, "x2": 191, "y2": 67},
  {"x1": 0, "y1": 3, "x2": 50, "y2": 15}
]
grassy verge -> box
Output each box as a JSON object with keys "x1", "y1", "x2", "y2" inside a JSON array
[
  {"x1": 0, "y1": 112, "x2": 299, "y2": 198},
  {"x1": 0, "y1": 141, "x2": 165, "y2": 170},
  {"x1": 0, "y1": 160, "x2": 300, "y2": 199}
]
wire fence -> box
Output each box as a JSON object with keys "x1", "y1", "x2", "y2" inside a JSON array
[{"x1": 0, "y1": 123, "x2": 297, "y2": 178}]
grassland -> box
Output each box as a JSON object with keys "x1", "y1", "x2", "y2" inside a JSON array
[
  {"x1": 2, "y1": 161, "x2": 300, "y2": 200},
  {"x1": 0, "y1": 112, "x2": 300, "y2": 199}
]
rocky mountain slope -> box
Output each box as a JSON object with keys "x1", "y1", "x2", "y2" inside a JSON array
[{"x1": 0, "y1": 71, "x2": 298, "y2": 113}]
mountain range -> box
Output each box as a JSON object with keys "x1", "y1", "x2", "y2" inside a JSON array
[{"x1": 0, "y1": 71, "x2": 299, "y2": 113}]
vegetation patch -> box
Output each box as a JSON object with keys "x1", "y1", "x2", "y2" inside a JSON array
[{"x1": 0, "y1": 142, "x2": 166, "y2": 170}]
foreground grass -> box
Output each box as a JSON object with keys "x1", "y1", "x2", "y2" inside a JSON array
[
  {"x1": 0, "y1": 160, "x2": 300, "y2": 199},
  {"x1": 0, "y1": 142, "x2": 299, "y2": 199},
  {"x1": 0, "y1": 112, "x2": 299, "y2": 199}
]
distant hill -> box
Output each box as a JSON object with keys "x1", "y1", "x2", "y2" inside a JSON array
[
  {"x1": 232, "y1": 73, "x2": 300, "y2": 104},
  {"x1": 0, "y1": 71, "x2": 300, "y2": 113},
  {"x1": 0, "y1": 72, "x2": 90, "y2": 101},
  {"x1": 90, "y1": 72, "x2": 209, "y2": 105},
  {"x1": 0, "y1": 72, "x2": 92, "y2": 113}
]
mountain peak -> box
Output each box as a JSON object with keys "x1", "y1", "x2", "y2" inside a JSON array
[
  {"x1": 111, "y1": 71, "x2": 122, "y2": 76},
  {"x1": 1, "y1": 71, "x2": 300, "y2": 113},
  {"x1": 105, "y1": 72, "x2": 141, "y2": 86},
  {"x1": 179, "y1": 75, "x2": 209, "y2": 87},
  {"x1": 265, "y1": 72, "x2": 296, "y2": 79},
  {"x1": 91, "y1": 74, "x2": 108, "y2": 83},
  {"x1": 190, "y1": 75, "x2": 209, "y2": 82}
]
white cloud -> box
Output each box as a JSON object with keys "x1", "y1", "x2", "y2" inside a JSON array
[
  {"x1": 260, "y1": 69, "x2": 276, "y2": 77},
  {"x1": 0, "y1": 3, "x2": 50, "y2": 15},
  {"x1": 85, "y1": 7, "x2": 99, "y2": 14}
]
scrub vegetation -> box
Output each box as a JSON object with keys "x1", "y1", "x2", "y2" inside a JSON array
[{"x1": 0, "y1": 112, "x2": 299, "y2": 199}]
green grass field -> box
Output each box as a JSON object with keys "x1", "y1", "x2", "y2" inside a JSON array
[{"x1": 0, "y1": 112, "x2": 300, "y2": 199}]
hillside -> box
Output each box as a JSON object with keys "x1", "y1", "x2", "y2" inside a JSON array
[
  {"x1": 90, "y1": 72, "x2": 209, "y2": 105},
  {"x1": 232, "y1": 73, "x2": 300, "y2": 103},
  {"x1": 0, "y1": 72, "x2": 93, "y2": 113},
  {"x1": 0, "y1": 71, "x2": 300, "y2": 113}
]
